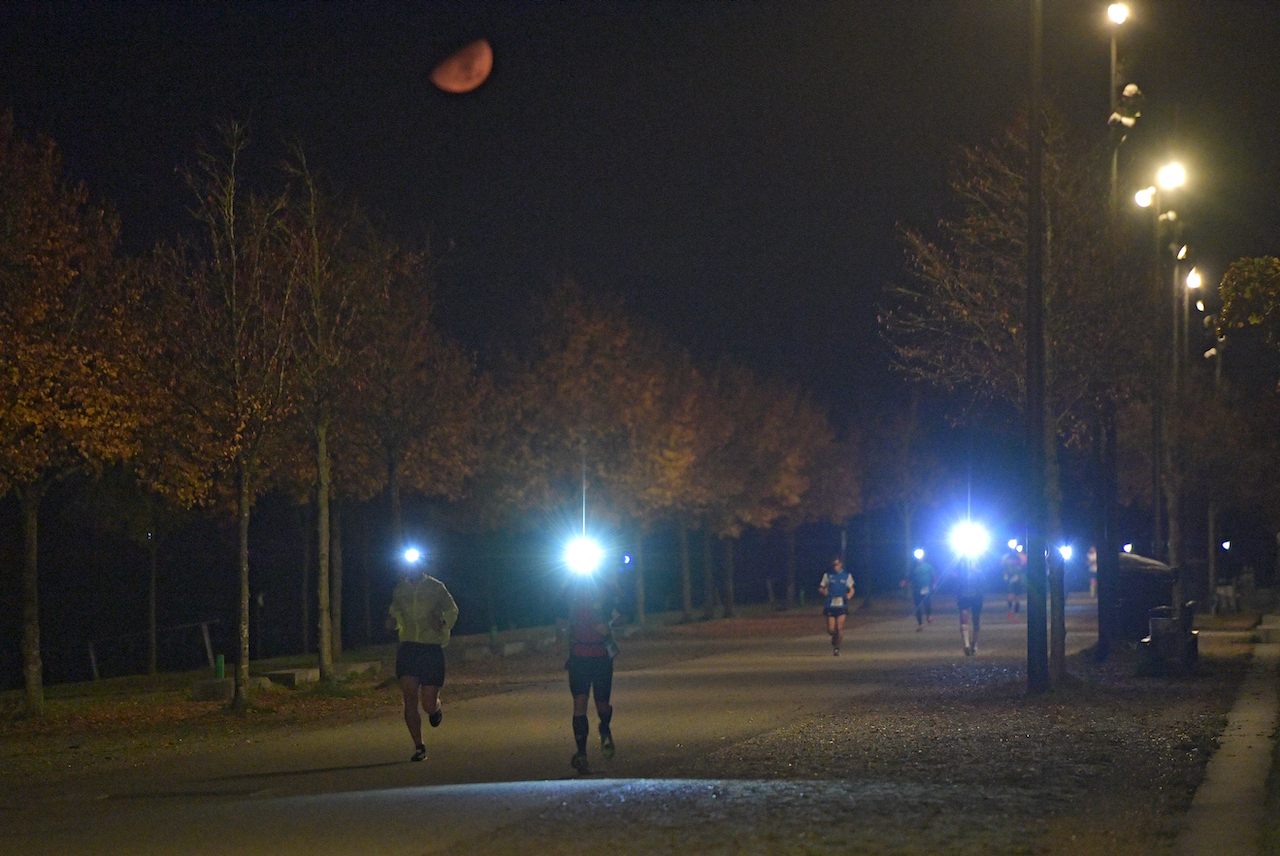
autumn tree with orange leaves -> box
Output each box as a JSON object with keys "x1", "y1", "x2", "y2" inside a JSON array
[{"x1": 0, "y1": 115, "x2": 156, "y2": 715}]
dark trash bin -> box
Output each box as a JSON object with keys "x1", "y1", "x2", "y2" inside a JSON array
[
  {"x1": 1116, "y1": 553, "x2": 1175, "y2": 643},
  {"x1": 1138, "y1": 601, "x2": 1199, "y2": 674}
]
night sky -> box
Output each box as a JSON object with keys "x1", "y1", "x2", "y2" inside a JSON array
[
  {"x1": 6, "y1": 1, "x2": 1277, "y2": 425},
  {"x1": 5, "y1": 1, "x2": 1280, "y2": 679}
]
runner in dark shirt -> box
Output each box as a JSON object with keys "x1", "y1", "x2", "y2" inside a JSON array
[{"x1": 557, "y1": 573, "x2": 620, "y2": 774}]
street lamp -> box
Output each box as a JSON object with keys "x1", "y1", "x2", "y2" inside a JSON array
[
  {"x1": 1107, "y1": 4, "x2": 1133, "y2": 213},
  {"x1": 1158, "y1": 162, "x2": 1187, "y2": 191}
]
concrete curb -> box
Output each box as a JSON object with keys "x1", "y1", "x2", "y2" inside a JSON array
[{"x1": 1173, "y1": 637, "x2": 1279, "y2": 856}]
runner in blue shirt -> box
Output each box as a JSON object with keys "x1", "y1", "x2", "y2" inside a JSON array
[{"x1": 818, "y1": 556, "x2": 855, "y2": 656}]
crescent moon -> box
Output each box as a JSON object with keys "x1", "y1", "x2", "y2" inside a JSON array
[{"x1": 430, "y1": 39, "x2": 493, "y2": 94}]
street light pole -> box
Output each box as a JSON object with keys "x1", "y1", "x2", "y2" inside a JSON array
[
  {"x1": 1025, "y1": 0, "x2": 1049, "y2": 694},
  {"x1": 1098, "y1": 3, "x2": 1130, "y2": 661},
  {"x1": 1108, "y1": 4, "x2": 1129, "y2": 213},
  {"x1": 1136, "y1": 185, "x2": 1166, "y2": 559}
]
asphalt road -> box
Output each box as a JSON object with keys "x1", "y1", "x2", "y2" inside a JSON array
[{"x1": 2, "y1": 599, "x2": 1098, "y2": 856}]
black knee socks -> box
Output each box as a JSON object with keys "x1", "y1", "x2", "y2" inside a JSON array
[
  {"x1": 573, "y1": 714, "x2": 589, "y2": 753},
  {"x1": 598, "y1": 705, "x2": 612, "y2": 737}
]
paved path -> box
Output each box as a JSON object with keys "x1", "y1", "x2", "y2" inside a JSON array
[
  {"x1": 1174, "y1": 638, "x2": 1279, "y2": 856},
  {"x1": 3, "y1": 597, "x2": 1275, "y2": 855}
]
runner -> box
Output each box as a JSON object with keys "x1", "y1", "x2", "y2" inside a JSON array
[
  {"x1": 901, "y1": 549, "x2": 936, "y2": 631},
  {"x1": 558, "y1": 571, "x2": 621, "y2": 775},
  {"x1": 386, "y1": 560, "x2": 458, "y2": 763},
  {"x1": 957, "y1": 561, "x2": 985, "y2": 656},
  {"x1": 818, "y1": 556, "x2": 855, "y2": 656},
  {"x1": 1001, "y1": 546, "x2": 1026, "y2": 620}
]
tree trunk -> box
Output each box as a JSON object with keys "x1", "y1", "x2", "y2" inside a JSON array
[
  {"x1": 234, "y1": 462, "x2": 252, "y2": 709},
  {"x1": 1166, "y1": 457, "x2": 1184, "y2": 608},
  {"x1": 785, "y1": 527, "x2": 797, "y2": 610},
  {"x1": 1208, "y1": 502, "x2": 1218, "y2": 604},
  {"x1": 722, "y1": 536, "x2": 736, "y2": 618},
  {"x1": 388, "y1": 451, "x2": 404, "y2": 550},
  {"x1": 678, "y1": 520, "x2": 694, "y2": 621},
  {"x1": 360, "y1": 515, "x2": 373, "y2": 643},
  {"x1": 702, "y1": 527, "x2": 717, "y2": 620},
  {"x1": 901, "y1": 505, "x2": 915, "y2": 596},
  {"x1": 1092, "y1": 413, "x2": 1116, "y2": 661},
  {"x1": 331, "y1": 499, "x2": 344, "y2": 659},
  {"x1": 315, "y1": 419, "x2": 333, "y2": 681},
  {"x1": 18, "y1": 482, "x2": 46, "y2": 717},
  {"x1": 298, "y1": 503, "x2": 311, "y2": 654},
  {"x1": 485, "y1": 563, "x2": 499, "y2": 644},
  {"x1": 1046, "y1": 411, "x2": 1066, "y2": 684},
  {"x1": 633, "y1": 524, "x2": 647, "y2": 626},
  {"x1": 148, "y1": 533, "x2": 159, "y2": 675}
]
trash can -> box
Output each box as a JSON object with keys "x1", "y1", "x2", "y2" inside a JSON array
[
  {"x1": 1138, "y1": 601, "x2": 1199, "y2": 674},
  {"x1": 1116, "y1": 553, "x2": 1175, "y2": 643}
]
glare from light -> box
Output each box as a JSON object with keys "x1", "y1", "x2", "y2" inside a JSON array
[
  {"x1": 1123, "y1": 543, "x2": 1133, "y2": 553},
  {"x1": 1008, "y1": 539, "x2": 1018, "y2": 550},
  {"x1": 1222, "y1": 540, "x2": 1231, "y2": 551},
  {"x1": 1157, "y1": 162, "x2": 1186, "y2": 190},
  {"x1": 1135, "y1": 186, "x2": 1155, "y2": 208},
  {"x1": 566, "y1": 536, "x2": 604, "y2": 575},
  {"x1": 1108, "y1": 3, "x2": 1129, "y2": 24},
  {"x1": 949, "y1": 521, "x2": 990, "y2": 559},
  {"x1": 623, "y1": 554, "x2": 631, "y2": 564},
  {"x1": 403, "y1": 548, "x2": 422, "y2": 564},
  {"x1": 913, "y1": 548, "x2": 925, "y2": 560},
  {"x1": 1058, "y1": 545, "x2": 1073, "y2": 561},
  {"x1": 1186, "y1": 268, "x2": 1202, "y2": 289},
  {"x1": 1196, "y1": 300, "x2": 1205, "y2": 312}
]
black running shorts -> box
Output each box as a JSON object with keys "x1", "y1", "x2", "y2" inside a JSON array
[
  {"x1": 396, "y1": 641, "x2": 446, "y2": 686},
  {"x1": 566, "y1": 653, "x2": 613, "y2": 702},
  {"x1": 957, "y1": 595, "x2": 984, "y2": 618}
]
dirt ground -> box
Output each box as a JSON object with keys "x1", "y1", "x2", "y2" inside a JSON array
[{"x1": 0, "y1": 602, "x2": 1258, "y2": 855}]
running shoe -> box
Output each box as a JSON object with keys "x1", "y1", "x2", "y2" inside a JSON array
[
  {"x1": 411, "y1": 744, "x2": 427, "y2": 762},
  {"x1": 833, "y1": 647, "x2": 839, "y2": 657},
  {"x1": 915, "y1": 625, "x2": 922, "y2": 632},
  {"x1": 926, "y1": 616, "x2": 933, "y2": 624},
  {"x1": 571, "y1": 752, "x2": 591, "y2": 775},
  {"x1": 428, "y1": 705, "x2": 443, "y2": 728},
  {"x1": 601, "y1": 733, "x2": 615, "y2": 759}
]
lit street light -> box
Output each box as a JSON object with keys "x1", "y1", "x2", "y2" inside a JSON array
[{"x1": 1158, "y1": 161, "x2": 1187, "y2": 191}]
